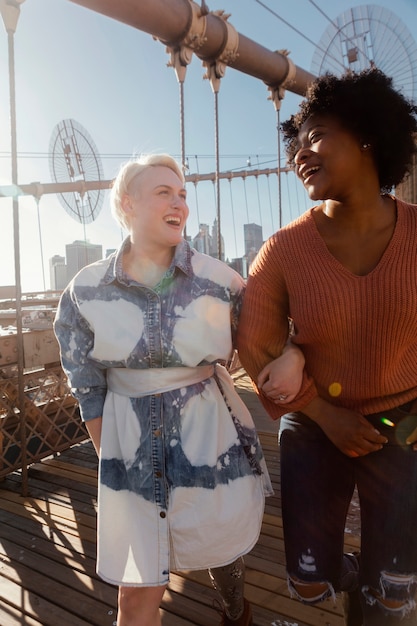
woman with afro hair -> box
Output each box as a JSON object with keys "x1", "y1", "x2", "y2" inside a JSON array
[{"x1": 237, "y1": 67, "x2": 417, "y2": 626}]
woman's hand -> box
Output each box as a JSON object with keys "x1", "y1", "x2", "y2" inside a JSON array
[
  {"x1": 86, "y1": 416, "x2": 103, "y2": 456},
  {"x1": 257, "y1": 343, "x2": 305, "y2": 404},
  {"x1": 304, "y1": 398, "x2": 388, "y2": 457},
  {"x1": 321, "y1": 408, "x2": 388, "y2": 457}
]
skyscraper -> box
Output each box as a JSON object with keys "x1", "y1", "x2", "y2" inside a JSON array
[
  {"x1": 244, "y1": 223, "x2": 263, "y2": 257},
  {"x1": 192, "y1": 224, "x2": 211, "y2": 255},
  {"x1": 66, "y1": 240, "x2": 102, "y2": 282},
  {"x1": 49, "y1": 255, "x2": 67, "y2": 291}
]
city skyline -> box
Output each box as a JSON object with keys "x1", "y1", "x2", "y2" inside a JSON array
[{"x1": 47, "y1": 219, "x2": 264, "y2": 292}]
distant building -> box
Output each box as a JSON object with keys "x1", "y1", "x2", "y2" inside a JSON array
[
  {"x1": 244, "y1": 223, "x2": 263, "y2": 257},
  {"x1": 247, "y1": 248, "x2": 259, "y2": 268},
  {"x1": 66, "y1": 240, "x2": 103, "y2": 282},
  {"x1": 229, "y1": 257, "x2": 248, "y2": 279},
  {"x1": 49, "y1": 255, "x2": 67, "y2": 291},
  {"x1": 191, "y1": 220, "x2": 225, "y2": 260},
  {"x1": 192, "y1": 224, "x2": 211, "y2": 255}
]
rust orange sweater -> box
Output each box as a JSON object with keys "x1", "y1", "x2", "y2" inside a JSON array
[{"x1": 237, "y1": 198, "x2": 417, "y2": 420}]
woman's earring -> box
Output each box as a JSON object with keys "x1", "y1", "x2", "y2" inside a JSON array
[{"x1": 362, "y1": 143, "x2": 371, "y2": 149}]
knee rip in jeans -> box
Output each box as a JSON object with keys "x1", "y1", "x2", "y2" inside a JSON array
[
  {"x1": 287, "y1": 574, "x2": 336, "y2": 604},
  {"x1": 362, "y1": 570, "x2": 417, "y2": 619}
]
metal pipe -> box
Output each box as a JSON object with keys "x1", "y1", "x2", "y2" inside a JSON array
[
  {"x1": 1, "y1": 1, "x2": 29, "y2": 495},
  {"x1": 0, "y1": 166, "x2": 292, "y2": 199},
  {"x1": 68, "y1": 0, "x2": 316, "y2": 95}
]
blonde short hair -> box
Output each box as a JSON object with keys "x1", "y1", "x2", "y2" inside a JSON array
[{"x1": 110, "y1": 153, "x2": 184, "y2": 229}]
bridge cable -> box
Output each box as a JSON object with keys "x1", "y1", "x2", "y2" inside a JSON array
[
  {"x1": 266, "y1": 174, "x2": 276, "y2": 232},
  {"x1": 228, "y1": 176, "x2": 239, "y2": 258},
  {"x1": 255, "y1": 155, "x2": 264, "y2": 231}
]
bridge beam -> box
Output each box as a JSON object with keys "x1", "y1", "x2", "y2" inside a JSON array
[{"x1": 68, "y1": 0, "x2": 316, "y2": 96}]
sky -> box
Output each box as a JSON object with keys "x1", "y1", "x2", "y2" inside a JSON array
[{"x1": 0, "y1": 0, "x2": 417, "y2": 292}]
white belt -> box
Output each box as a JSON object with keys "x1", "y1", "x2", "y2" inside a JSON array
[{"x1": 107, "y1": 365, "x2": 215, "y2": 397}]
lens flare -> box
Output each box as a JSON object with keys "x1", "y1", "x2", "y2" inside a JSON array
[
  {"x1": 328, "y1": 382, "x2": 342, "y2": 397},
  {"x1": 380, "y1": 417, "x2": 395, "y2": 427}
]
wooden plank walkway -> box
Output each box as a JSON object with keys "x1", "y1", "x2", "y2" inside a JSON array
[
  {"x1": 0, "y1": 372, "x2": 361, "y2": 625},
  {"x1": 0, "y1": 427, "x2": 360, "y2": 626}
]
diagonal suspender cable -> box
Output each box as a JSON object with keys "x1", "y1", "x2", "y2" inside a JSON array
[{"x1": 228, "y1": 176, "x2": 238, "y2": 258}]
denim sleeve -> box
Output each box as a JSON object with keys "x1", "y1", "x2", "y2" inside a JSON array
[{"x1": 54, "y1": 289, "x2": 107, "y2": 422}]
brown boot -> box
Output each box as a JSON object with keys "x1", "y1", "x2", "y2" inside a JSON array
[{"x1": 218, "y1": 599, "x2": 253, "y2": 625}]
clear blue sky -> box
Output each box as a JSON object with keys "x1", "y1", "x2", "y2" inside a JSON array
[{"x1": 0, "y1": 0, "x2": 416, "y2": 291}]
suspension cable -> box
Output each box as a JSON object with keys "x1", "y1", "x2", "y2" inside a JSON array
[
  {"x1": 228, "y1": 177, "x2": 238, "y2": 258},
  {"x1": 277, "y1": 107, "x2": 283, "y2": 228},
  {"x1": 266, "y1": 174, "x2": 275, "y2": 232},
  {"x1": 255, "y1": 155, "x2": 264, "y2": 230},
  {"x1": 243, "y1": 174, "x2": 250, "y2": 223},
  {"x1": 35, "y1": 196, "x2": 46, "y2": 291}
]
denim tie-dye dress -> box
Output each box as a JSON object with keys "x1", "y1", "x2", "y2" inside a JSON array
[{"x1": 54, "y1": 238, "x2": 272, "y2": 587}]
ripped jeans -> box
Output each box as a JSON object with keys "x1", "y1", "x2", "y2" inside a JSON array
[{"x1": 279, "y1": 405, "x2": 417, "y2": 625}]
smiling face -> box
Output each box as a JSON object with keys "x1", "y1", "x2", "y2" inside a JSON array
[
  {"x1": 294, "y1": 115, "x2": 371, "y2": 202},
  {"x1": 122, "y1": 165, "x2": 189, "y2": 250}
]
